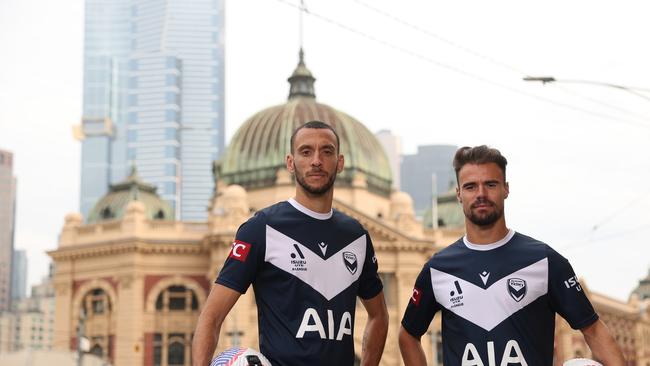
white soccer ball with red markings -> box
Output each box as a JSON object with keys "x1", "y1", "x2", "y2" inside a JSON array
[
  {"x1": 563, "y1": 358, "x2": 604, "y2": 366},
  {"x1": 211, "y1": 347, "x2": 272, "y2": 366}
]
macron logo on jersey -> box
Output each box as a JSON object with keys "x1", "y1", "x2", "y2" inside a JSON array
[{"x1": 229, "y1": 240, "x2": 252, "y2": 262}]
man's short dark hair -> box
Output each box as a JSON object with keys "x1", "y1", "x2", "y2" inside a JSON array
[
  {"x1": 453, "y1": 145, "x2": 508, "y2": 184},
  {"x1": 290, "y1": 120, "x2": 340, "y2": 154}
]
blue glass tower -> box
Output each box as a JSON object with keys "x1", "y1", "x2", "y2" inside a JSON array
[{"x1": 78, "y1": 0, "x2": 225, "y2": 221}]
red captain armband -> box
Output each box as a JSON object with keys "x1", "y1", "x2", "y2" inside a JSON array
[
  {"x1": 229, "y1": 240, "x2": 252, "y2": 262},
  {"x1": 411, "y1": 287, "x2": 422, "y2": 306}
]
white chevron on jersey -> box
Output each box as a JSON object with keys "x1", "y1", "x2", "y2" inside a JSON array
[
  {"x1": 431, "y1": 258, "x2": 549, "y2": 331},
  {"x1": 265, "y1": 225, "x2": 367, "y2": 301}
]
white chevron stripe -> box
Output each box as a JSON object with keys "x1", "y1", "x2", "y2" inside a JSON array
[
  {"x1": 265, "y1": 225, "x2": 366, "y2": 301},
  {"x1": 431, "y1": 258, "x2": 548, "y2": 331}
]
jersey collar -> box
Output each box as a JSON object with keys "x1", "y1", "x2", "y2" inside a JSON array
[
  {"x1": 288, "y1": 198, "x2": 333, "y2": 220},
  {"x1": 463, "y1": 229, "x2": 516, "y2": 251}
]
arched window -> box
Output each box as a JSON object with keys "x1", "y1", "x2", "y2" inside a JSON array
[
  {"x1": 152, "y1": 333, "x2": 191, "y2": 366},
  {"x1": 79, "y1": 289, "x2": 114, "y2": 364},
  {"x1": 82, "y1": 288, "x2": 111, "y2": 316},
  {"x1": 168, "y1": 340, "x2": 185, "y2": 366},
  {"x1": 155, "y1": 285, "x2": 199, "y2": 311}
]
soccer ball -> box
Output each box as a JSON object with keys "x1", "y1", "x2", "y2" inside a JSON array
[
  {"x1": 563, "y1": 358, "x2": 604, "y2": 366},
  {"x1": 210, "y1": 347, "x2": 272, "y2": 366}
]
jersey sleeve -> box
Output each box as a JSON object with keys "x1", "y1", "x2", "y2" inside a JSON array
[
  {"x1": 215, "y1": 212, "x2": 266, "y2": 294},
  {"x1": 401, "y1": 262, "x2": 441, "y2": 338},
  {"x1": 547, "y1": 248, "x2": 598, "y2": 330},
  {"x1": 357, "y1": 232, "x2": 383, "y2": 300}
]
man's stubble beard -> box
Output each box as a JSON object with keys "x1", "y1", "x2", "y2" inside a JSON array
[
  {"x1": 294, "y1": 163, "x2": 338, "y2": 196},
  {"x1": 466, "y1": 199, "x2": 503, "y2": 227}
]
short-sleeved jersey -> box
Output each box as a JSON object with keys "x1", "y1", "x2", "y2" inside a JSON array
[
  {"x1": 401, "y1": 230, "x2": 598, "y2": 366},
  {"x1": 217, "y1": 199, "x2": 383, "y2": 366}
]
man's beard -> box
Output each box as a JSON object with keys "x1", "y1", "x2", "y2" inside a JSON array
[
  {"x1": 294, "y1": 164, "x2": 338, "y2": 195},
  {"x1": 465, "y1": 199, "x2": 502, "y2": 226}
]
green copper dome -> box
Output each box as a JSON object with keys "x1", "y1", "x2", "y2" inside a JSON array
[
  {"x1": 218, "y1": 50, "x2": 392, "y2": 196},
  {"x1": 87, "y1": 168, "x2": 174, "y2": 223}
]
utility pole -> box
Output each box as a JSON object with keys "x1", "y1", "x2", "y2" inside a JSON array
[{"x1": 77, "y1": 309, "x2": 86, "y2": 366}]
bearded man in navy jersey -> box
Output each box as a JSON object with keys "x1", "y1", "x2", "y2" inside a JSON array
[
  {"x1": 193, "y1": 121, "x2": 389, "y2": 366},
  {"x1": 399, "y1": 145, "x2": 625, "y2": 366}
]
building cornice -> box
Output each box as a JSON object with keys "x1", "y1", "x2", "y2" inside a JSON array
[{"x1": 48, "y1": 239, "x2": 206, "y2": 261}]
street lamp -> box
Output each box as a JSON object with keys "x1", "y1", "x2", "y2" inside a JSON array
[{"x1": 523, "y1": 76, "x2": 650, "y2": 102}]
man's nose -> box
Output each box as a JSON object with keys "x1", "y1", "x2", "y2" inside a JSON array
[
  {"x1": 477, "y1": 184, "x2": 487, "y2": 196},
  {"x1": 311, "y1": 152, "x2": 323, "y2": 166}
]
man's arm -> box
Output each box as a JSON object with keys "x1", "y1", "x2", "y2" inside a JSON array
[
  {"x1": 581, "y1": 319, "x2": 625, "y2": 366},
  {"x1": 192, "y1": 284, "x2": 242, "y2": 366},
  {"x1": 398, "y1": 326, "x2": 428, "y2": 366},
  {"x1": 359, "y1": 291, "x2": 389, "y2": 366}
]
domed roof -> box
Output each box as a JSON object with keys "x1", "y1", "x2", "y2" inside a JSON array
[
  {"x1": 87, "y1": 168, "x2": 174, "y2": 223},
  {"x1": 218, "y1": 50, "x2": 392, "y2": 195}
]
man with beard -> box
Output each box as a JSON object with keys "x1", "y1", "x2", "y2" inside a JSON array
[
  {"x1": 193, "y1": 121, "x2": 389, "y2": 366},
  {"x1": 398, "y1": 145, "x2": 624, "y2": 366}
]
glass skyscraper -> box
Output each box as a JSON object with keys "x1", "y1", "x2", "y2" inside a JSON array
[{"x1": 77, "y1": 0, "x2": 225, "y2": 221}]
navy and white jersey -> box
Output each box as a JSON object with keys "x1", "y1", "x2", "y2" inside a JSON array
[
  {"x1": 217, "y1": 199, "x2": 383, "y2": 366},
  {"x1": 401, "y1": 230, "x2": 598, "y2": 366}
]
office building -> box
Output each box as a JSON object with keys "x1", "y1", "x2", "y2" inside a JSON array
[
  {"x1": 77, "y1": 0, "x2": 225, "y2": 221},
  {"x1": 11, "y1": 250, "x2": 27, "y2": 302},
  {"x1": 0, "y1": 270, "x2": 56, "y2": 353},
  {"x1": 401, "y1": 144, "x2": 457, "y2": 215},
  {"x1": 0, "y1": 149, "x2": 16, "y2": 312}
]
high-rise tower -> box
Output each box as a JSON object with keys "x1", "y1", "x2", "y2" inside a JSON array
[
  {"x1": 77, "y1": 0, "x2": 225, "y2": 221},
  {"x1": 0, "y1": 149, "x2": 16, "y2": 311}
]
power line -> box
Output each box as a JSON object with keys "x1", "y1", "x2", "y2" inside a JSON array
[
  {"x1": 350, "y1": 0, "x2": 527, "y2": 75},
  {"x1": 591, "y1": 191, "x2": 650, "y2": 232},
  {"x1": 351, "y1": 0, "x2": 650, "y2": 124},
  {"x1": 273, "y1": 0, "x2": 650, "y2": 129},
  {"x1": 552, "y1": 85, "x2": 650, "y2": 124},
  {"x1": 559, "y1": 224, "x2": 650, "y2": 252}
]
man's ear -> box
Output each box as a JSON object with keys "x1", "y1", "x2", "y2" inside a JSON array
[
  {"x1": 456, "y1": 186, "x2": 462, "y2": 203},
  {"x1": 336, "y1": 154, "x2": 345, "y2": 173},
  {"x1": 286, "y1": 154, "x2": 295, "y2": 174},
  {"x1": 504, "y1": 181, "x2": 509, "y2": 199}
]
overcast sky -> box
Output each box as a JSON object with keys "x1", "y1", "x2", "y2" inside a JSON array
[{"x1": 1, "y1": 0, "x2": 649, "y2": 301}]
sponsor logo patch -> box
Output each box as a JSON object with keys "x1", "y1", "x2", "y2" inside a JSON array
[
  {"x1": 507, "y1": 278, "x2": 527, "y2": 302},
  {"x1": 290, "y1": 243, "x2": 307, "y2": 271},
  {"x1": 229, "y1": 240, "x2": 251, "y2": 262},
  {"x1": 343, "y1": 252, "x2": 358, "y2": 274},
  {"x1": 449, "y1": 280, "x2": 464, "y2": 308},
  {"x1": 411, "y1": 287, "x2": 422, "y2": 306}
]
